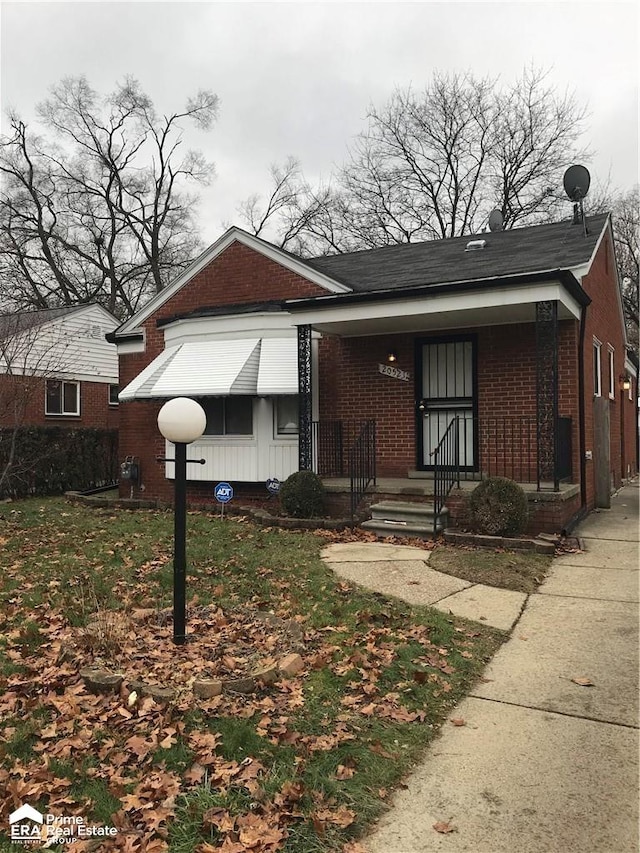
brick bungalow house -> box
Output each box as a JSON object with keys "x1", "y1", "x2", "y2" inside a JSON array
[
  {"x1": 0, "y1": 304, "x2": 119, "y2": 431},
  {"x1": 110, "y1": 212, "x2": 638, "y2": 534}
]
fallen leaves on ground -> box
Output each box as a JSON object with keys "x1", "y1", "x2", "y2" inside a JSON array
[
  {"x1": 433, "y1": 821, "x2": 457, "y2": 834},
  {"x1": 0, "y1": 502, "x2": 498, "y2": 852}
]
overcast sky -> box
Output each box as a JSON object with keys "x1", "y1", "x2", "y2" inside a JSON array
[{"x1": 1, "y1": 1, "x2": 638, "y2": 245}]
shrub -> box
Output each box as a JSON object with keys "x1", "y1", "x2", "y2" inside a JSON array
[
  {"x1": 0, "y1": 426, "x2": 118, "y2": 499},
  {"x1": 279, "y1": 470, "x2": 326, "y2": 518},
  {"x1": 467, "y1": 477, "x2": 529, "y2": 537}
]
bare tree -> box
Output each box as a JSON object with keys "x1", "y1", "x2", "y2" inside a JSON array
[
  {"x1": 0, "y1": 76, "x2": 218, "y2": 318},
  {"x1": 611, "y1": 187, "x2": 639, "y2": 347},
  {"x1": 242, "y1": 66, "x2": 589, "y2": 254},
  {"x1": 234, "y1": 157, "x2": 343, "y2": 255}
]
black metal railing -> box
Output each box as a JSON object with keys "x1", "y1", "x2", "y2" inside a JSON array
[
  {"x1": 427, "y1": 415, "x2": 572, "y2": 489},
  {"x1": 312, "y1": 420, "x2": 344, "y2": 477},
  {"x1": 432, "y1": 417, "x2": 460, "y2": 536},
  {"x1": 348, "y1": 419, "x2": 377, "y2": 520}
]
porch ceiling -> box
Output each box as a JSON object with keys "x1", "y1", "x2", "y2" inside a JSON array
[{"x1": 291, "y1": 280, "x2": 581, "y2": 337}]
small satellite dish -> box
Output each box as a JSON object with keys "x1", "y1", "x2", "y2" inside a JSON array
[
  {"x1": 563, "y1": 165, "x2": 591, "y2": 202},
  {"x1": 488, "y1": 209, "x2": 504, "y2": 232}
]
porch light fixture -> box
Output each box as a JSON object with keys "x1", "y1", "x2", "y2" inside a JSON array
[
  {"x1": 387, "y1": 351, "x2": 397, "y2": 363},
  {"x1": 157, "y1": 397, "x2": 206, "y2": 645},
  {"x1": 620, "y1": 374, "x2": 631, "y2": 392}
]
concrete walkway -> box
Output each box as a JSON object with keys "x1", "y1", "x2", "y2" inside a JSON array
[
  {"x1": 322, "y1": 483, "x2": 640, "y2": 853},
  {"x1": 321, "y1": 542, "x2": 527, "y2": 631}
]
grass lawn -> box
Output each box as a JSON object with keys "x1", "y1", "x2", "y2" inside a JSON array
[
  {"x1": 430, "y1": 545, "x2": 552, "y2": 594},
  {"x1": 0, "y1": 499, "x2": 504, "y2": 852}
]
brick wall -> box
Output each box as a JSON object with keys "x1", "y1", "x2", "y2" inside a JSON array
[
  {"x1": 0, "y1": 374, "x2": 118, "y2": 430},
  {"x1": 580, "y1": 227, "x2": 632, "y2": 506},
  {"x1": 620, "y1": 374, "x2": 639, "y2": 480}
]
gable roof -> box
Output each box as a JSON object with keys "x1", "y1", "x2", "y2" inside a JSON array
[
  {"x1": 0, "y1": 306, "x2": 81, "y2": 340},
  {"x1": 114, "y1": 226, "x2": 351, "y2": 336},
  {"x1": 304, "y1": 214, "x2": 610, "y2": 292},
  {"x1": 0, "y1": 304, "x2": 118, "y2": 341}
]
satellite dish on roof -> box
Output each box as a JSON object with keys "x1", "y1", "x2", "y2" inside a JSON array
[
  {"x1": 563, "y1": 165, "x2": 591, "y2": 202},
  {"x1": 488, "y1": 209, "x2": 504, "y2": 232}
]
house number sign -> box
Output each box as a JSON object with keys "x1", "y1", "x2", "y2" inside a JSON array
[{"x1": 378, "y1": 363, "x2": 410, "y2": 382}]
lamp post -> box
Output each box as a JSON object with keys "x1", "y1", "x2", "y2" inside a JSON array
[{"x1": 157, "y1": 397, "x2": 206, "y2": 645}]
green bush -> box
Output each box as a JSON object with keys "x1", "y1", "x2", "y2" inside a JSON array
[
  {"x1": 279, "y1": 470, "x2": 326, "y2": 518},
  {"x1": 467, "y1": 476, "x2": 529, "y2": 537},
  {"x1": 0, "y1": 426, "x2": 118, "y2": 499}
]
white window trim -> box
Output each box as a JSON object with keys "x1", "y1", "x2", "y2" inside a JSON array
[
  {"x1": 274, "y1": 396, "x2": 299, "y2": 439},
  {"x1": 45, "y1": 379, "x2": 81, "y2": 416},
  {"x1": 607, "y1": 346, "x2": 615, "y2": 400},
  {"x1": 593, "y1": 339, "x2": 602, "y2": 398},
  {"x1": 108, "y1": 384, "x2": 119, "y2": 406}
]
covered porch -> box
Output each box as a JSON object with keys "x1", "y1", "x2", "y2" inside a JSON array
[{"x1": 291, "y1": 270, "x2": 589, "y2": 531}]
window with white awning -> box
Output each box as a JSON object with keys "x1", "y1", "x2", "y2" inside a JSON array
[{"x1": 118, "y1": 338, "x2": 299, "y2": 401}]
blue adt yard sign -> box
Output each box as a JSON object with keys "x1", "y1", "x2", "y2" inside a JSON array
[
  {"x1": 214, "y1": 482, "x2": 233, "y2": 503},
  {"x1": 266, "y1": 478, "x2": 280, "y2": 495}
]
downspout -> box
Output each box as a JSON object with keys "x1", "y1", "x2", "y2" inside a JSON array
[{"x1": 563, "y1": 303, "x2": 589, "y2": 535}]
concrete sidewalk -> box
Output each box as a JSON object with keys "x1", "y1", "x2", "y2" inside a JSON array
[
  {"x1": 321, "y1": 542, "x2": 527, "y2": 631},
  {"x1": 352, "y1": 483, "x2": 639, "y2": 853}
]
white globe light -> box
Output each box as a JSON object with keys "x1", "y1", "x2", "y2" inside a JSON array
[{"x1": 157, "y1": 397, "x2": 207, "y2": 443}]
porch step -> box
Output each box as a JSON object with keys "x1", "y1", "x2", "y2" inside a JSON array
[{"x1": 361, "y1": 500, "x2": 448, "y2": 540}]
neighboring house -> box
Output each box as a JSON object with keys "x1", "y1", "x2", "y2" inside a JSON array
[
  {"x1": 0, "y1": 304, "x2": 120, "y2": 431},
  {"x1": 111, "y1": 212, "x2": 638, "y2": 533}
]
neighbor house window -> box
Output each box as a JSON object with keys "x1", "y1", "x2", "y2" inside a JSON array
[
  {"x1": 46, "y1": 380, "x2": 80, "y2": 416},
  {"x1": 275, "y1": 396, "x2": 299, "y2": 437},
  {"x1": 108, "y1": 384, "x2": 119, "y2": 406},
  {"x1": 197, "y1": 397, "x2": 253, "y2": 436},
  {"x1": 593, "y1": 340, "x2": 602, "y2": 397},
  {"x1": 630, "y1": 377, "x2": 634, "y2": 402},
  {"x1": 608, "y1": 347, "x2": 615, "y2": 400}
]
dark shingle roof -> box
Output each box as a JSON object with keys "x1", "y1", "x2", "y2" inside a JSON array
[
  {"x1": 0, "y1": 306, "x2": 84, "y2": 340},
  {"x1": 303, "y1": 214, "x2": 610, "y2": 293}
]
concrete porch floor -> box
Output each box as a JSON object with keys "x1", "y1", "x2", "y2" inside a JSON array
[{"x1": 322, "y1": 476, "x2": 580, "y2": 500}]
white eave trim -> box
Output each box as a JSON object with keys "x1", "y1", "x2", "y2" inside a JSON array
[
  {"x1": 290, "y1": 280, "x2": 582, "y2": 331},
  {"x1": 115, "y1": 227, "x2": 351, "y2": 337}
]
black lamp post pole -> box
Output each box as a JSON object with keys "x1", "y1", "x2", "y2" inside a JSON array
[{"x1": 173, "y1": 441, "x2": 187, "y2": 645}]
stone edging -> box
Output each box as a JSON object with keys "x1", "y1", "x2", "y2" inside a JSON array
[
  {"x1": 65, "y1": 491, "x2": 352, "y2": 531},
  {"x1": 79, "y1": 653, "x2": 305, "y2": 701},
  {"x1": 443, "y1": 529, "x2": 556, "y2": 554}
]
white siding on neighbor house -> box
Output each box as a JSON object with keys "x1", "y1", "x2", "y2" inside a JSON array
[
  {"x1": 1, "y1": 305, "x2": 118, "y2": 383},
  {"x1": 164, "y1": 397, "x2": 298, "y2": 483}
]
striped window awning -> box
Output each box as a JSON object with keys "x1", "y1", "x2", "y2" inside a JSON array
[{"x1": 118, "y1": 338, "x2": 299, "y2": 401}]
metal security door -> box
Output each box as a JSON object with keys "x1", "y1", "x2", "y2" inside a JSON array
[{"x1": 417, "y1": 338, "x2": 476, "y2": 470}]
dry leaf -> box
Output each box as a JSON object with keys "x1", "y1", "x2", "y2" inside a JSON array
[
  {"x1": 433, "y1": 820, "x2": 457, "y2": 833},
  {"x1": 571, "y1": 676, "x2": 594, "y2": 687},
  {"x1": 449, "y1": 717, "x2": 466, "y2": 727}
]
